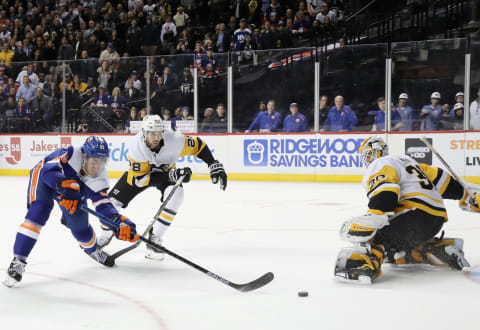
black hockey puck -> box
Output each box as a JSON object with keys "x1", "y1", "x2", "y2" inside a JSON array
[{"x1": 298, "y1": 291, "x2": 308, "y2": 297}]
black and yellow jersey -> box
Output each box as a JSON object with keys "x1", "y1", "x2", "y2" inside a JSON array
[
  {"x1": 362, "y1": 154, "x2": 464, "y2": 221},
  {"x1": 126, "y1": 131, "x2": 214, "y2": 187}
]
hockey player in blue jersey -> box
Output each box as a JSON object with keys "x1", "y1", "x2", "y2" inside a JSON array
[{"x1": 3, "y1": 136, "x2": 139, "y2": 287}]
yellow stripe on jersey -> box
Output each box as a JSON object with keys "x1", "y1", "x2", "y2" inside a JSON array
[
  {"x1": 180, "y1": 136, "x2": 206, "y2": 157},
  {"x1": 126, "y1": 156, "x2": 152, "y2": 186},
  {"x1": 366, "y1": 165, "x2": 399, "y2": 193},
  {"x1": 369, "y1": 186, "x2": 400, "y2": 199},
  {"x1": 438, "y1": 175, "x2": 451, "y2": 195},
  {"x1": 395, "y1": 200, "x2": 448, "y2": 220},
  {"x1": 419, "y1": 163, "x2": 439, "y2": 183},
  {"x1": 367, "y1": 209, "x2": 384, "y2": 215},
  {"x1": 400, "y1": 192, "x2": 443, "y2": 205}
]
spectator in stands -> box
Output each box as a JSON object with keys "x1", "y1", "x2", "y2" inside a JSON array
[
  {"x1": 0, "y1": 24, "x2": 11, "y2": 44},
  {"x1": 99, "y1": 42, "x2": 120, "y2": 65},
  {"x1": 72, "y1": 75, "x2": 88, "y2": 94},
  {"x1": 291, "y1": 12, "x2": 311, "y2": 38},
  {"x1": 16, "y1": 76, "x2": 36, "y2": 104},
  {"x1": 162, "y1": 66, "x2": 178, "y2": 90},
  {"x1": 161, "y1": 108, "x2": 171, "y2": 121},
  {"x1": 260, "y1": 21, "x2": 277, "y2": 50},
  {"x1": 307, "y1": 0, "x2": 326, "y2": 18},
  {"x1": 161, "y1": 15, "x2": 177, "y2": 48},
  {"x1": 16, "y1": 63, "x2": 39, "y2": 87},
  {"x1": 97, "y1": 61, "x2": 112, "y2": 91},
  {"x1": 173, "y1": 6, "x2": 190, "y2": 34},
  {"x1": 3, "y1": 95, "x2": 16, "y2": 119},
  {"x1": 213, "y1": 23, "x2": 230, "y2": 53},
  {"x1": 31, "y1": 87, "x2": 54, "y2": 131},
  {"x1": 76, "y1": 50, "x2": 97, "y2": 84},
  {"x1": 125, "y1": 107, "x2": 137, "y2": 132},
  {"x1": 0, "y1": 43, "x2": 14, "y2": 67},
  {"x1": 180, "y1": 106, "x2": 193, "y2": 120},
  {"x1": 448, "y1": 103, "x2": 464, "y2": 130},
  {"x1": 420, "y1": 92, "x2": 443, "y2": 131},
  {"x1": 283, "y1": 102, "x2": 308, "y2": 132},
  {"x1": 137, "y1": 108, "x2": 148, "y2": 120},
  {"x1": 454, "y1": 91, "x2": 464, "y2": 105},
  {"x1": 394, "y1": 93, "x2": 414, "y2": 131},
  {"x1": 142, "y1": 17, "x2": 159, "y2": 56},
  {"x1": 12, "y1": 41, "x2": 29, "y2": 63},
  {"x1": 246, "y1": 99, "x2": 282, "y2": 132},
  {"x1": 319, "y1": 95, "x2": 329, "y2": 127},
  {"x1": 124, "y1": 78, "x2": 144, "y2": 108},
  {"x1": 15, "y1": 96, "x2": 32, "y2": 121},
  {"x1": 321, "y1": 95, "x2": 358, "y2": 132},
  {"x1": 58, "y1": 36, "x2": 74, "y2": 60},
  {"x1": 213, "y1": 103, "x2": 227, "y2": 132},
  {"x1": 91, "y1": 84, "x2": 112, "y2": 108},
  {"x1": 124, "y1": 71, "x2": 142, "y2": 90},
  {"x1": 470, "y1": 87, "x2": 480, "y2": 129},
  {"x1": 315, "y1": 4, "x2": 337, "y2": 25},
  {"x1": 265, "y1": 0, "x2": 285, "y2": 27},
  {"x1": 111, "y1": 87, "x2": 126, "y2": 120},
  {"x1": 200, "y1": 107, "x2": 216, "y2": 133},
  {"x1": 233, "y1": 18, "x2": 252, "y2": 51},
  {"x1": 76, "y1": 120, "x2": 89, "y2": 133},
  {"x1": 201, "y1": 47, "x2": 220, "y2": 78},
  {"x1": 369, "y1": 96, "x2": 402, "y2": 131}
]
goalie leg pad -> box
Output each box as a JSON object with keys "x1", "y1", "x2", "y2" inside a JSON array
[
  {"x1": 334, "y1": 242, "x2": 384, "y2": 284},
  {"x1": 394, "y1": 237, "x2": 469, "y2": 270}
]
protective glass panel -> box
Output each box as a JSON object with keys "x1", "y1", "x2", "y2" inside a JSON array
[
  {"x1": 318, "y1": 43, "x2": 387, "y2": 132},
  {"x1": 197, "y1": 52, "x2": 229, "y2": 134},
  {"x1": 391, "y1": 39, "x2": 467, "y2": 131},
  {"x1": 150, "y1": 54, "x2": 195, "y2": 134},
  {"x1": 469, "y1": 38, "x2": 480, "y2": 130},
  {"x1": 70, "y1": 56, "x2": 147, "y2": 134},
  {"x1": 1, "y1": 59, "x2": 61, "y2": 133},
  {"x1": 232, "y1": 47, "x2": 315, "y2": 133}
]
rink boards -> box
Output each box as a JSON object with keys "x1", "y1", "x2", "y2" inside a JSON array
[{"x1": 0, "y1": 131, "x2": 478, "y2": 183}]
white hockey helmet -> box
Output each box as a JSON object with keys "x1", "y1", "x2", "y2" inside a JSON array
[
  {"x1": 142, "y1": 115, "x2": 164, "y2": 133},
  {"x1": 358, "y1": 136, "x2": 388, "y2": 167}
]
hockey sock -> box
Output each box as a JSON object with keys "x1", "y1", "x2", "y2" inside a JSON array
[
  {"x1": 152, "y1": 207, "x2": 177, "y2": 238},
  {"x1": 13, "y1": 220, "x2": 44, "y2": 261},
  {"x1": 71, "y1": 225, "x2": 97, "y2": 254}
]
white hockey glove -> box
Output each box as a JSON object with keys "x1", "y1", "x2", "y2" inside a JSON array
[
  {"x1": 339, "y1": 212, "x2": 390, "y2": 243},
  {"x1": 459, "y1": 191, "x2": 480, "y2": 213}
]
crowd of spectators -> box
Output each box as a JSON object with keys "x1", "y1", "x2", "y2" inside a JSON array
[{"x1": 0, "y1": 0, "x2": 350, "y2": 133}]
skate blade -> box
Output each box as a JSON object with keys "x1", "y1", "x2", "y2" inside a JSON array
[
  {"x1": 334, "y1": 274, "x2": 372, "y2": 285},
  {"x1": 145, "y1": 250, "x2": 165, "y2": 260},
  {"x1": 3, "y1": 277, "x2": 19, "y2": 288}
]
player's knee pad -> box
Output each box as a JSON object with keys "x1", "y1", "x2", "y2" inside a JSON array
[
  {"x1": 334, "y1": 242, "x2": 384, "y2": 284},
  {"x1": 25, "y1": 200, "x2": 54, "y2": 226},
  {"x1": 339, "y1": 213, "x2": 389, "y2": 243},
  {"x1": 164, "y1": 185, "x2": 184, "y2": 211}
]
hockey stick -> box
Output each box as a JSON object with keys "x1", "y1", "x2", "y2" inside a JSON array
[
  {"x1": 420, "y1": 136, "x2": 476, "y2": 197},
  {"x1": 109, "y1": 175, "x2": 186, "y2": 259},
  {"x1": 80, "y1": 205, "x2": 274, "y2": 292}
]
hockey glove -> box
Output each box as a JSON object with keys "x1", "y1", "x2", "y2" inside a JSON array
[
  {"x1": 58, "y1": 179, "x2": 81, "y2": 215},
  {"x1": 111, "y1": 214, "x2": 139, "y2": 242},
  {"x1": 459, "y1": 191, "x2": 480, "y2": 213},
  {"x1": 209, "y1": 160, "x2": 227, "y2": 190},
  {"x1": 168, "y1": 167, "x2": 192, "y2": 183}
]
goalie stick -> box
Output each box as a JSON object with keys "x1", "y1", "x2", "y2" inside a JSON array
[
  {"x1": 109, "y1": 175, "x2": 186, "y2": 259},
  {"x1": 420, "y1": 136, "x2": 476, "y2": 197},
  {"x1": 81, "y1": 205, "x2": 274, "y2": 292}
]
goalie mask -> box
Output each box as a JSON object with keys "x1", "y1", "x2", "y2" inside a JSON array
[{"x1": 359, "y1": 136, "x2": 388, "y2": 167}]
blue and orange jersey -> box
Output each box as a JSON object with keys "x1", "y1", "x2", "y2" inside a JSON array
[{"x1": 30, "y1": 146, "x2": 118, "y2": 221}]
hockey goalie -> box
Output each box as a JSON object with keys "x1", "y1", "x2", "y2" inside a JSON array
[{"x1": 334, "y1": 136, "x2": 477, "y2": 284}]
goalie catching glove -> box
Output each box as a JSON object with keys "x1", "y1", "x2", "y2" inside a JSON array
[
  {"x1": 459, "y1": 191, "x2": 480, "y2": 213},
  {"x1": 107, "y1": 214, "x2": 139, "y2": 242},
  {"x1": 209, "y1": 160, "x2": 227, "y2": 191},
  {"x1": 57, "y1": 179, "x2": 81, "y2": 215},
  {"x1": 339, "y1": 211, "x2": 390, "y2": 243}
]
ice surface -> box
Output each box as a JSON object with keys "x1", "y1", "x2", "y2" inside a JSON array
[{"x1": 1, "y1": 176, "x2": 480, "y2": 330}]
